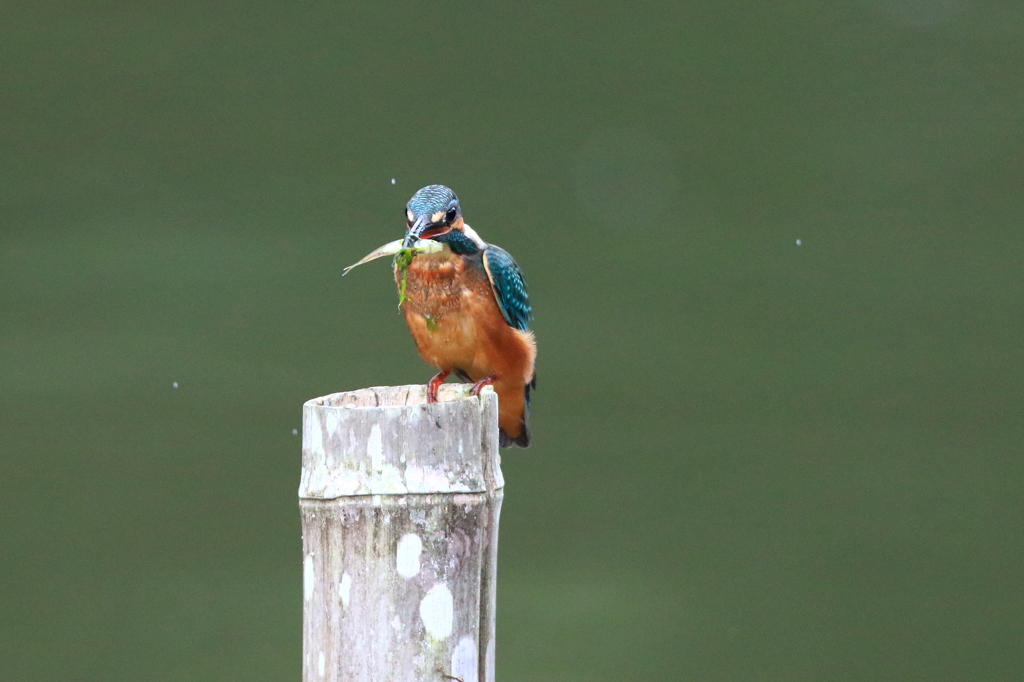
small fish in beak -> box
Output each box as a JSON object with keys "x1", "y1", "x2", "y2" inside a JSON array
[{"x1": 342, "y1": 238, "x2": 443, "y2": 275}]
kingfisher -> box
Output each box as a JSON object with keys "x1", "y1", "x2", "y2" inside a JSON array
[{"x1": 345, "y1": 185, "x2": 536, "y2": 447}]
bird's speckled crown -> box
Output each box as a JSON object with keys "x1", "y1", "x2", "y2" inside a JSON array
[{"x1": 407, "y1": 185, "x2": 459, "y2": 217}]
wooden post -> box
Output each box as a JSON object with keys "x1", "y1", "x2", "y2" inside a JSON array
[{"x1": 299, "y1": 384, "x2": 504, "y2": 682}]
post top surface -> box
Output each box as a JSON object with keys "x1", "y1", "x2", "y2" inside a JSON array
[
  {"x1": 300, "y1": 384, "x2": 503, "y2": 499},
  {"x1": 305, "y1": 384, "x2": 469, "y2": 410}
]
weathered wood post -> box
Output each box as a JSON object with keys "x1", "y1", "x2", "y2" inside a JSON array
[{"x1": 299, "y1": 384, "x2": 504, "y2": 682}]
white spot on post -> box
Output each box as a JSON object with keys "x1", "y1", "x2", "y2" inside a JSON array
[
  {"x1": 452, "y1": 636, "x2": 479, "y2": 682},
  {"x1": 419, "y1": 583, "x2": 454, "y2": 640},
  {"x1": 368, "y1": 424, "x2": 384, "y2": 472},
  {"x1": 340, "y1": 571, "x2": 352, "y2": 608},
  {"x1": 303, "y1": 555, "x2": 315, "y2": 602},
  {"x1": 317, "y1": 651, "x2": 325, "y2": 677},
  {"x1": 396, "y1": 533, "x2": 423, "y2": 579},
  {"x1": 405, "y1": 464, "x2": 454, "y2": 493},
  {"x1": 324, "y1": 409, "x2": 344, "y2": 448}
]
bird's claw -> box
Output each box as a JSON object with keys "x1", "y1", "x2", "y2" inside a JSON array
[
  {"x1": 470, "y1": 374, "x2": 499, "y2": 397},
  {"x1": 427, "y1": 370, "x2": 451, "y2": 403}
]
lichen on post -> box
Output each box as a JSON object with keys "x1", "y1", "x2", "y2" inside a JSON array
[{"x1": 299, "y1": 384, "x2": 503, "y2": 682}]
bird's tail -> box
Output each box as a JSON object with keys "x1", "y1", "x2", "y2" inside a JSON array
[
  {"x1": 499, "y1": 422, "x2": 529, "y2": 448},
  {"x1": 499, "y1": 374, "x2": 534, "y2": 448}
]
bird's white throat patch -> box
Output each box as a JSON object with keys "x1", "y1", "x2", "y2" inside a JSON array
[{"x1": 461, "y1": 224, "x2": 487, "y2": 249}]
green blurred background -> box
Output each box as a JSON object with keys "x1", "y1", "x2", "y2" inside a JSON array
[{"x1": 3, "y1": 1, "x2": 1023, "y2": 680}]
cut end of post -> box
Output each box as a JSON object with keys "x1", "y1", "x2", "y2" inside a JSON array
[
  {"x1": 306, "y1": 383, "x2": 481, "y2": 409},
  {"x1": 299, "y1": 384, "x2": 503, "y2": 499}
]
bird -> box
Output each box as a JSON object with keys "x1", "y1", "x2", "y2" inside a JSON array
[{"x1": 395, "y1": 184, "x2": 536, "y2": 447}]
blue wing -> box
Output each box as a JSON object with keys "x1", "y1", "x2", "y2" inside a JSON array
[{"x1": 482, "y1": 246, "x2": 532, "y2": 331}]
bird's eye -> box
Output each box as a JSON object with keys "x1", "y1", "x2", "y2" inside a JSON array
[{"x1": 445, "y1": 205, "x2": 458, "y2": 224}]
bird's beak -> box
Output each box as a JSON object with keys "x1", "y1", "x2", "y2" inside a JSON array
[{"x1": 402, "y1": 214, "x2": 432, "y2": 249}]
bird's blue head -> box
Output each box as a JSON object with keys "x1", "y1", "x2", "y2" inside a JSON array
[{"x1": 403, "y1": 185, "x2": 462, "y2": 248}]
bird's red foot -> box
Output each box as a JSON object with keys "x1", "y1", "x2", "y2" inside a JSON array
[
  {"x1": 427, "y1": 370, "x2": 451, "y2": 403},
  {"x1": 470, "y1": 373, "x2": 499, "y2": 397}
]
